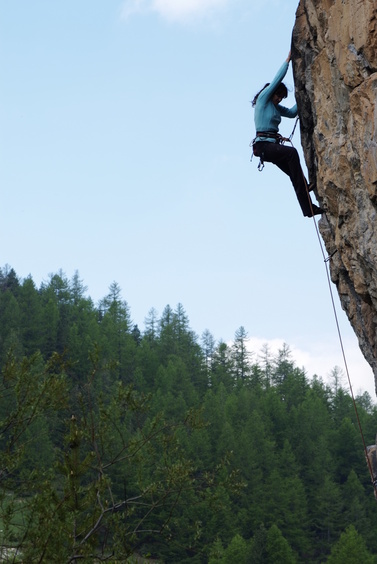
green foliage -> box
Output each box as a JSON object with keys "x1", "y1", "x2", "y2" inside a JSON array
[
  {"x1": 223, "y1": 533, "x2": 248, "y2": 563},
  {"x1": 266, "y1": 524, "x2": 297, "y2": 563},
  {"x1": 326, "y1": 525, "x2": 374, "y2": 564},
  {"x1": 1, "y1": 266, "x2": 377, "y2": 562}
]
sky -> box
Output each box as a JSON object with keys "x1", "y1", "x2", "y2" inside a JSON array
[{"x1": 1, "y1": 0, "x2": 376, "y2": 400}]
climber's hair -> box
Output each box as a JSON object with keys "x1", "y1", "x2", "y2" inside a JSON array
[
  {"x1": 252, "y1": 82, "x2": 288, "y2": 107},
  {"x1": 274, "y1": 82, "x2": 288, "y2": 100}
]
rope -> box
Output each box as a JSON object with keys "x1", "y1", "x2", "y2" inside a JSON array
[
  {"x1": 289, "y1": 117, "x2": 299, "y2": 141},
  {"x1": 309, "y1": 190, "x2": 377, "y2": 497},
  {"x1": 251, "y1": 116, "x2": 376, "y2": 493},
  {"x1": 294, "y1": 143, "x2": 377, "y2": 498}
]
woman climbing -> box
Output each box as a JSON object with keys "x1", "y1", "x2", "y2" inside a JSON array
[{"x1": 252, "y1": 51, "x2": 323, "y2": 218}]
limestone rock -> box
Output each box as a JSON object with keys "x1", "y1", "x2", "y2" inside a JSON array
[{"x1": 292, "y1": 0, "x2": 377, "y2": 393}]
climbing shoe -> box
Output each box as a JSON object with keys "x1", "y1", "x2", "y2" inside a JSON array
[{"x1": 305, "y1": 204, "x2": 324, "y2": 217}]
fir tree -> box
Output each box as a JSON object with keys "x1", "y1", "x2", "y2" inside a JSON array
[{"x1": 326, "y1": 525, "x2": 374, "y2": 564}]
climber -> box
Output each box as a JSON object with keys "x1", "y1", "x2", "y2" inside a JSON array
[{"x1": 252, "y1": 51, "x2": 324, "y2": 218}]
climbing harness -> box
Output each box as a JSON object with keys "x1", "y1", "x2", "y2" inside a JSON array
[{"x1": 250, "y1": 117, "x2": 299, "y2": 172}]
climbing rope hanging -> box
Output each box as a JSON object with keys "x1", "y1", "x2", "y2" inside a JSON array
[
  {"x1": 308, "y1": 195, "x2": 377, "y2": 499},
  {"x1": 289, "y1": 131, "x2": 377, "y2": 499},
  {"x1": 288, "y1": 116, "x2": 299, "y2": 142},
  {"x1": 249, "y1": 81, "x2": 377, "y2": 493}
]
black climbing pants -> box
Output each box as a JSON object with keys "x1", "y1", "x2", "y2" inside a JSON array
[{"x1": 253, "y1": 141, "x2": 312, "y2": 216}]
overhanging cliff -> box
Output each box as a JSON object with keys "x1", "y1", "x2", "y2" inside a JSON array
[{"x1": 292, "y1": 0, "x2": 377, "y2": 394}]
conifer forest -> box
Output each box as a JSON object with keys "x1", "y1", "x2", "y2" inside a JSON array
[{"x1": 1, "y1": 265, "x2": 377, "y2": 563}]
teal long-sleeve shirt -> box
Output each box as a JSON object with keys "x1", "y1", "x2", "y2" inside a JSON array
[{"x1": 253, "y1": 61, "x2": 297, "y2": 143}]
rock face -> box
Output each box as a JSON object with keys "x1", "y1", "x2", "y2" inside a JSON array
[{"x1": 292, "y1": 0, "x2": 377, "y2": 394}]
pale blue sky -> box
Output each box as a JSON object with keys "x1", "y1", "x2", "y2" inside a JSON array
[{"x1": 1, "y1": 0, "x2": 375, "y2": 398}]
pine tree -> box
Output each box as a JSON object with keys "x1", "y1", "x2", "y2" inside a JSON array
[
  {"x1": 144, "y1": 307, "x2": 159, "y2": 341},
  {"x1": 263, "y1": 440, "x2": 309, "y2": 555},
  {"x1": 326, "y1": 525, "x2": 374, "y2": 564},
  {"x1": 329, "y1": 366, "x2": 346, "y2": 396},
  {"x1": 208, "y1": 537, "x2": 225, "y2": 563},
  {"x1": 342, "y1": 470, "x2": 370, "y2": 539},
  {"x1": 223, "y1": 534, "x2": 248, "y2": 564},
  {"x1": 201, "y1": 329, "x2": 216, "y2": 376},
  {"x1": 18, "y1": 276, "x2": 43, "y2": 356},
  {"x1": 231, "y1": 326, "x2": 252, "y2": 383},
  {"x1": 39, "y1": 271, "x2": 73, "y2": 357},
  {"x1": 0, "y1": 265, "x2": 20, "y2": 294},
  {"x1": 271, "y1": 343, "x2": 294, "y2": 386},
  {"x1": 2, "y1": 265, "x2": 377, "y2": 562},
  {"x1": 249, "y1": 523, "x2": 268, "y2": 563},
  {"x1": 333, "y1": 417, "x2": 363, "y2": 483},
  {"x1": 0, "y1": 291, "x2": 21, "y2": 361},
  {"x1": 258, "y1": 343, "x2": 273, "y2": 386},
  {"x1": 211, "y1": 341, "x2": 234, "y2": 390},
  {"x1": 98, "y1": 281, "x2": 134, "y2": 380},
  {"x1": 265, "y1": 524, "x2": 297, "y2": 563}
]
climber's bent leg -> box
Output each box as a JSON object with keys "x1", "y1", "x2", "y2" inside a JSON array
[{"x1": 254, "y1": 142, "x2": 314, "y2": 216}]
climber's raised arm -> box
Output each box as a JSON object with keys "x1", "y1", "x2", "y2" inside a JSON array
[{"x1": 251, "y1": 52, "x2": 324, "y2": 218}]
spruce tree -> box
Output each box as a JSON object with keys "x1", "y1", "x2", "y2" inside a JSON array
[
  {"x1": 266, "y1": 524, "x2": 297, "y2": 563},
  {"x1": 326, "y1": 525, "x2": 374, "y2": 564}
]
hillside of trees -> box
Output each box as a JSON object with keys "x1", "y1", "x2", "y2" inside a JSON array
[{"x1": 0, "y1": 265, "x2": 377, "y2": 562}]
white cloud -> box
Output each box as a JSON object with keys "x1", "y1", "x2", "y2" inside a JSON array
[
  {"x1": 241, "y1": 336, "x2": 376, "y2": 400},
  {"x1": 121, "y1": 0, "x2": 229, "y2": 23}
]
